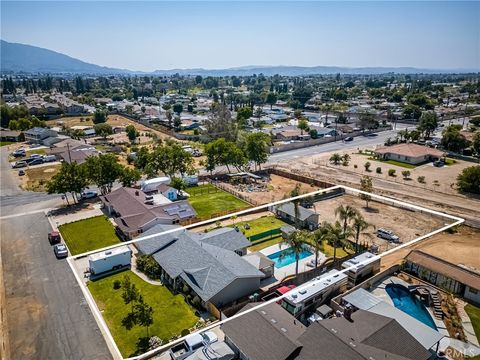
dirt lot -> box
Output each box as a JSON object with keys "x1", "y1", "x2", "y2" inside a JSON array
[
  {"x1": 314, "y1": 194, "x2": 448, "y2": 252},
  {"x1": 312, "y1": 151, "x2": 472, "y2": 196},
  {"x1": 380, "y1": 225, "x2": 480, "y2": 270},
  {"x1": 47, "y1": 114, "x2": 172, "y2": 140},
  {"x1": 218, "y1": 174, "x2": 318, "y2": 205},
  {"x1": 18, "y1": 164, "x2": 61, "y2": 191}
]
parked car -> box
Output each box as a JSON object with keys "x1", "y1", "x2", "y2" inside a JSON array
[
  {"x1": 48, "y1": 231, "x2": 61, "y2": 245},
  {"x1": 169, "y1": 331, "x2": 218, "y2": 360},
  {"x1": 376, "y1": 228, "x2": 400, "y2": 242},
  {"x1": 42, "y1": 155, "x2": 57, "y2": 163},
  {"x1": 12, "y1": 149, "x2": 26, "y2": 158},
  {"x1": 81, "y1": 191, "x2": 98, "y2": 200},
  {"x1": 12, "y1": 160, "x2": 27, "y2": 168},
  {"x1": 54, "y1": 244, "x2": 68, "y2": 258},
  {"x1": 366, "y1": 133, "x2": 378, "y2": 137},
  {"x1": 28, "y1": 153, "x2": 42, "y2": 159},
  {"x1": 27, "y1": 158, "x2": 44, "y2": 166},
  {"x1": 18, "y1": 169, "x2": 25, "y2": 176},
  {"x1": 344, "y1": 136, "x2": 354, "y2": 142},
  {"x1": 433, "y1": 160, "x2": 444, "y2": 167}
]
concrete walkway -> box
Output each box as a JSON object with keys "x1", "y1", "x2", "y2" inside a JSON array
[{"x1": 456, "y1": 299, "x2": 480, "y2": 347}]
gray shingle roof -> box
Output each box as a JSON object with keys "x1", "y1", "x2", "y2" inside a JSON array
[
  {"x1": 275, "y1": 203, "x2": 316, "y2": 221},
  {"x1": 135, "y1": 225, "x2": 263, "y2": 302},
  {"x1": 197, "y1": 227, "x2": 250, "y2": 252}
]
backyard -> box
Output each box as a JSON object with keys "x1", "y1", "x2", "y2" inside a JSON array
[
  {"x1": 58, "y1": 215, "x2": 122, "y2": 255},
  {"x1": 88, "y1": 271, "x2": 199, "y2": 357},
  {"x1": 465, "y1": 304, "x2": 480, "y2": 343},
  {"x1": 187, "y1": 184, "x2": 250, "y2": 219}
]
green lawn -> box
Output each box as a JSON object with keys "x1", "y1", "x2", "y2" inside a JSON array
[
  {"x1": 234, "y1": 216, "x2": 287, "y2": 238},
  {"x1": 0, "y1": 141, "x2": 14, "y2": 147},
  {"x1": 187, "y1": 184, "x2": 250, "y2": 219},
  {"x1": 465, "y1": 304, "x2": 480, "y2": 343},
  {"x1": 88, "y1": 271, "x2": 199, "y2": 357},
  {"x1": 368, "y1": 157, "x2": 418, "y2": 169},
  {"x1": 58, "y1": 215, "x2": 122, "y2": 255},
  {"x1": 248, "y1": 235, "x2": 283, "y2": 252}
]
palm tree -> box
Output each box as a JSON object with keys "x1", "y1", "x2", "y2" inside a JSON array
[
  {"x1": 324, "y1": 221, "x2": 353, "y2": 263},
  {"x1": 281, "y1": 230, "x2": 308, "y2": 276},
  {"x1": 352, "y1": 214, "x2": 373, "y2": 254},
  {"x1": 312, "y1": 222, "x2": 329, "y2": 267},
  {"x1": 335, "y1": 205, "x2": 359, "y2": 234},
  {"x1": 290, "y1": 184, "x2": 301, "y2": 229}
]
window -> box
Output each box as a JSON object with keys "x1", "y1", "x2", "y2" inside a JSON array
[{"x1": 468, "y1": 287, "x2": 478, "y2": 294}]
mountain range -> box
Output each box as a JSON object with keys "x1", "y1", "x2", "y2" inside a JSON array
[{"x1": 1, "y1": 40, "x2": 478, "y2": 76}]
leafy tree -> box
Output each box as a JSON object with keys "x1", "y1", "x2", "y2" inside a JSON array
[
  {"x1": 298, "y1": 119, "x2": 309, "y2": 135},
  {"x1": 441, "y1": 125, "x2": 470, "y2": 153},
  {"x1": 46, "y1": 161, "x2": 87, "y2": 204},
  {"x1": 402, "y1": 170, "x2": 411, "y2": 179},
  {"x1": 265, "y1": 92, "x2": 277, "y2": 109},
  {"x1": 417, "y1": 111, "x2": 438, "y2": 139},
  {"x1": 133, "y1": 295, "x2": 154, "y2": 337},
  {"x1": 417, "y1": 176, "x2": 426, "y2": 184},
  {"x1": 359, "y1": 112, "x2": 377, "y2": 130},
  {"x1": 94, "y1": 123, "x2": 113, "y2": 139},
  {"x1": 359, "y1": 175, "x2": 373, "y2": 208},
  {"x1": 126, "y1": 124, "x2": 138, "y2": 143},
  {"x1": 173, "y1": 103, "x2": 183, "y2": 115},
  {"x1": 122, "y1": 275, "x2": 139, "y2": 311},
  {"x1": 388, "y1": 169, "x2": 396, "y2": 177},
  {"x1": 236, "y1": 106, "x2": 253, "y2": 128},
  {"x1": 170, "y1": 177, "x2": 187, "y2": 191},
  {"x1": 342, "y1": 154, "x2": 350, "y2": 166},
  {"x1": 352, "y1": 214, "x2": 372, "y2": 253},
  {"x1": 364, "y1": 161, "x2": 371, "y2": 172},
  {"x1": 309, "y1": 129, "x2": 318, "y2": 139},
  {"x1": 84, "y1": 154, "x2": 124, "y2": 195},
  {"x1": 456, "y1": 166, "x2": 480, "y2": 194},
  {"x1": 148, "y1": 141, "x2": 195, "y2": 178},
  {"x1": 329, "y1": 153, "x2": 342, "y2": 165},
  {"x1": 203, "y1": 103, "x2": 237, "y2": 142},
  {"x1": 245, "y1": 132, "x2": 270, "y2": 170},
  {"x1": 119, "y1": 167, "x2": 141, "y2": 187},
  {"x1": 93, "y1": 109, "x2": 107, "y2": 124},
  {"x1": 473, "y1": 132, "x2": 480, "y2": 160}
]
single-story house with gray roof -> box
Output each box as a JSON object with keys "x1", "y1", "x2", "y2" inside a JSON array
[
  {"x1": 135, "y1": 224, "x2": 263, "y2": 308},
  {"x1": 273, "y1": 203, "x2": 319, "y2": 230}
]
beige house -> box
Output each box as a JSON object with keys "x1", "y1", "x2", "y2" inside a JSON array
[{"x1": 375, "y1": 143, "x2": 444, "y2": 165}]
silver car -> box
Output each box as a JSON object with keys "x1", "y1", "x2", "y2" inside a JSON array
[{"x1": 54, "y1": 244, "x2": 68, "y2": 258}]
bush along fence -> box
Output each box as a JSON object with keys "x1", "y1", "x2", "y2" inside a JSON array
[{"x1": 248, "y1": 228, "x2": 282, "y2": 242}]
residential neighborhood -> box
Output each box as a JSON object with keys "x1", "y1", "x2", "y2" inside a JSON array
[{"x1": 1, "y1": 2, "x2": 480, "y2": 360}]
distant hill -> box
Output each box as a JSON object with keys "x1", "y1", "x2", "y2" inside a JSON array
[
  {"x1": 0, "y1": 40, "x2": 130, "y2": 74},
  {"x1": 1, "y1": 40, "x2": 477, "y2": 75}
]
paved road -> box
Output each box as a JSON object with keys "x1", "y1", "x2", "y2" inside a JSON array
[{"x1": 0, "y1": 147, "x2": 112, "y2": 360}]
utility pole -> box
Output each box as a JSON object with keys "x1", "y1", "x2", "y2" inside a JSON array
[{"x1": 67, "y1": 143, "x2": 72, "y2": 163}]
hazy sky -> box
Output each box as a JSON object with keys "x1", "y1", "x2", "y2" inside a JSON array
[{"x1": 1, "y1": 1, "x2": 479, "y2": 71}]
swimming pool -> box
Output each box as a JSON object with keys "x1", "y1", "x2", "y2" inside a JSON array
[
  {"x1": 385, "y1": 284, "x2": 437, "y2": 330},
  {"x1": 267, "y1": 246, "x2": 313, "y2": 268}
]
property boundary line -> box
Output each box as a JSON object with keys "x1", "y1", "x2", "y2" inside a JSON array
[{"x1": 64, "y1": 185, "x2": 464, "y2": 360}]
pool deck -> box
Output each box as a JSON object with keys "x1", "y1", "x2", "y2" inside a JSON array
[
  {"x1": 259, "y1": 243, "x2": 325, "y2": 282},
  {"x1": 369, "y1": 276, "x2": 449, "y2": 337}
]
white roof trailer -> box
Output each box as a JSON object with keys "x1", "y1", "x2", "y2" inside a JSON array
[
  {"x1": 141, "y1": 176, "x2": 171, "y2": 193},
  {"x1": 341, "y1": 252, "x2": 381, "y2": 285},
  {"x1": 88, "y1": 246, "x2": 132, "y2": 275}
]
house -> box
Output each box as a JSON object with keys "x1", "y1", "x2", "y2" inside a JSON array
[
  {"x1": 404, "y1": 250, "x2": 480, "y2": 305},
  {"x1": 0, "y1": 129, "x2": 22, "y2": 142},
  {"x1": 100, "y1": 187, "x2": 196, "y2": 239},
  {"x1": 341, "y1": 251, "x2": 381, "y2": 286},
  {"x1": 273, "y1": 203, "x2": 319, "y2": 230},
  {"x1": 222, "y1": 301, "x2": 432, "y2": 360},
  {"x1": 24, "y1": 127, "x2": 57, "y2": 144},
  {"x1": 47, "y1": 138, "x2": 98, "y2": 164},
  {"x1": 157, "y1": 183, "x2": 178, "y2": 201},
  {"x1": 276, "y1": 129, "x2": 311, "y2": 141},
  {"x1": 135, "y1": 224, "x2": 263, "y2": 308},
  {"x1": 375, "y1": 143, "x2": 444, "y2": 165},
  {"x1": 281, "y1": 270, "x2": 348, "y2": 321},
  {"x1": 242, "y1": 252, "x2": 275, "y2": 279}
]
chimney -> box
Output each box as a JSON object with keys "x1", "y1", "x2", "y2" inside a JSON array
[{"x1": 344, "y1": 304, "x2": 353, "y2": 321}]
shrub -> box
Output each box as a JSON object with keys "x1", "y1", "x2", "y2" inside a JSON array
[
  {"x1": 456, "y1": 165, "x2": 480, "y2": 194},
  {"x1": 180, "y1": 329, "x2": 190, "y2": 337},
  {"x1": 417, "y1": 176, "x2": 426, "y2": 184},
  {"x1": 113, "y1": 280, "x2": 121, "y2": 289},
  {"x1": 136, "y1": 255, "x2": 162, "y2": 279},
  {"x1": 364, "y1": 161, "x2": 371, "y2": 172},
  {"x1": 388, "y1": 169, "x2": 396, "y2": 177},
  {"x1": 402, "y1": 170, "x2": 411, "y2": 179},
  {"x1": 376, "y1": 167, "x2": 382, "y2": 174},
  {"x1": 192, "y1": 295, "x2": 201, "y2": 307},
  {"x1": 354, "y1": 164, "x2": 358, "y2": 169}
]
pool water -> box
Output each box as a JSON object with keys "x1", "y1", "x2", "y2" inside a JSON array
[
  {"x1": 267, "y1": 247, "x2": 313, "y2": 268},
  {"x1": 385, "y1": 284, "x2": 437, "y2": 330}
]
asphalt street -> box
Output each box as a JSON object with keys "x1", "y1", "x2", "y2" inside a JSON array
[{"x1": 0, "y1": 147, "x2": 112, "y2": 360}]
